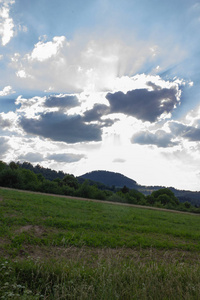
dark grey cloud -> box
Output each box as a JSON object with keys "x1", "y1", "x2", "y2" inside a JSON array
[
  {"x1": 18, "y1": 152, "x2": 44, "y2": 162},
  {"x1": 83, "y1": 104, "x2": 114, "y2": 127},
  {"x1": 44, "y1": 95, "x2": 79, "y2": 108},
  {"x1": 131, "y1": 121, "x2": 200, "y2": 148},
  {"x1": 46, "y1": 153, "x2": 86, "y2": 163},
  {"x1": 106, "y1": 85, "x2": 178, "y2": 122},
  {"x1": 169, "y1": 122, "x2": 200, "y2": 141},
  {"x1": 131, "y1": 130, "x2": 178, "y2": 148},
  {"x1": 146, "y1": 81, "x2": 161, "y2": 91},
  {"x1": 0, "y1": 137, "x2": 10, "y2": 155},
  {"x1": 83, "y1": 104, "x2": 110, "y2": 122},
  {"x1": 20, "y1": 112, "x2": 102, "y2": 143}
]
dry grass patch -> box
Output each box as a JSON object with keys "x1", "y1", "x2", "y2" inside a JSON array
[
  {"x1": 8, "y1": 245, "x2": 200, "y2": 266},
  {"x1": 15, "y1": 225, "x2": 47, "y2": 237}
]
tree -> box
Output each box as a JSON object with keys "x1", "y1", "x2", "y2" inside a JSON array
[
  {"x1": 146, "y1": 195, "x2": 155, "y2": 205},
  {"x1": 0, "y1": 169, "x2": 23, "y2": 188},
  {"x1": 157, "y1": 194, "x2": 172, "y2": 206},
  {"x1": 9, "y1": 161, "x2": 18, "y2": 170},
  {"x1": 151, "y1": 188, "x2": 180, "y2": 206},
  {"x1": 121, "y1": 185, "x2": 129, "y2": 194},
  {"x1": 37, "y1": 173, "x2": 45, "y2": 183},
  {"x1": 76, "y1": 180, "x2": 91, "y2": 198},
  {"x1": 152, "y1": 188, "x2": 174, "y2": 199},
  {"x1": 184, "y1": 201, "x2": 191, "y2": 209},
  {"x1": 20, "y1": 169, "x2": 38, "y2": 187},
  {"x1": 53, "y1": 178, "x2": 63, "y2": 187},
  {"x1": 0, "y1": 161, "x2": 7, "y2": 172},
  {"x1": 63, "y1": 174, "x2": 79, "y2": 189}
]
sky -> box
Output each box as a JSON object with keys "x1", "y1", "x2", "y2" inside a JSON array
[{"x1": 0, "y1": 0, "x2": 200, "y2": 191}]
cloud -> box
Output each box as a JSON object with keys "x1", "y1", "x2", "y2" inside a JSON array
[
  {"x1": 0, "y1": 85, "x2": 15, "y2": 96},
  {"x1": 0, "y1": 113, "x2": 12, "y2": 128},
  {"x1": 82, "y1": 103, "x2": 114, "y2": 127},
  {"x1": 18, "y1": 152, "x2": 44, "y2": 163},
  {"x1": 28, "y1": 36, "x2": 66, "y2": 62},
  {"x1": 44, "y1": 95, "x2": 79, "y2": 108},
  {"x1": 106, "y1": 83, "x2": 180, "y2": 122},
  {"x1": 12, "y1": 33, "x2": 179, "y2": 93},
  {"x1": 169, "y1": 122, "x2": 200, "y2": 141},
  {"x1": 19, "y1": 112, "x2": 102, "y2": 143},
  {"x1": 15, "y1": 94, "x2": 79, "y2": 118},
  {"x1": 131, "y1": 117, "x2": 200, "y2": 148},
  {"x1": 0, "y1": 136, "x2": 10, "y2": 155},
  {"x1": 113, "y1": 158, "x2": 126, "y2": 163},
  {"x1": 16, "y1": 70, "x2": 31, "y2": 79},
  {"x1": 131, "y1": 129, "x2": 178, "y2": 148},
  {"x1": 83, "y1": 104, "x2": 110, "y2": 122},
  {"x1": 46, "y1": 153, "x2": 85, "y2": 163},
  {"x1": 0, "y1": 0, "x2": 15, "y2": 46}
]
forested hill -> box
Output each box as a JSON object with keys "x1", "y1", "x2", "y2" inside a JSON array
[
  {"x1": 17, "y1": 162, "x2": 66, "y2": 181},
  {"x1": 78, "y1": 170, "x2": 138, "y2": 189}
]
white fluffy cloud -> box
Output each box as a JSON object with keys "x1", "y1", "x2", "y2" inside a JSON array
[
  {"x1": 28, "y1": 36, "x2": 66, "y2": 62},
  {"x1": 0, "y1": 0, "x2": 15, "y2": 45},
  {"x1": 0, "y1": 85, "x2": 15, "y2": 96},
  {"x1": 16, "y1": 70, "x2": 31, "y2": 79}
]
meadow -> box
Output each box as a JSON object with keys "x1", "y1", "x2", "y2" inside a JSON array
[{"x1": 0, "y1": 188, "x2": 200, "y2": 299}]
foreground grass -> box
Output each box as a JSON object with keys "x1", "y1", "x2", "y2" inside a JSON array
[
  {"x1": 0, "y1": 188, "x2": 200, "y2": 299},
  {"x1": 1, "y1": 249, "x2": 200, "y2": 300}
]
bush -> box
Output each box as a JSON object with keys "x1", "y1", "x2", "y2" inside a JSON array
[
  {"x1": 184, "y1": 201, "x2": 191, "y2": 209},
  {"x1": 39, "y1": 180, "x2": 63, "y2": 194},
  {"x1": 108, "y1": 194, "x2": 125, "y2": 203}
]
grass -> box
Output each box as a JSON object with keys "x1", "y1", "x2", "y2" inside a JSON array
[{"x1": 0, "y1": 187, "x2": 200, "y2": 299}]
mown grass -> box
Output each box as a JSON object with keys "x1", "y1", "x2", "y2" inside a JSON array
[{"x1": 0, "y1": 188, "x2": 200, "y2": 299}]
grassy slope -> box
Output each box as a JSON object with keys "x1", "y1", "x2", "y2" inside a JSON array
[{"x1": 1, "y1": 188, "x2": 200, "y2": 299}]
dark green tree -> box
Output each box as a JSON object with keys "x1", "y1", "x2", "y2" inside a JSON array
[
  {"x1": 184, "y1": 201, "x2": 191, "y2": 209},
  {"x1": 151, "y1": 188, "x2": 180, "y2": 207},
  {"x1": 0, "y1": 161, "x2": 7, "y2": 172},
  {"x1": 63, "y1": 174, "x2": 79, "y2": 189},
  {"x1": 0, "y1": 169, "x2": 23, "y2": 188},
  {"x1": 121, "y1": 185, "x2": 129, "y2": 194},
  {"x1": 36, "y1": 173, "x2": 45, "y2": 183},
  {"x1": 19, "y1": 169, "x2": 39, "y2": 190},
  {"x1": 9, "y1": 161, "x2": 18, "y2": 170},
  {"x1": 53, "y1": 178, "x2": 63, "y2": 187},
  {"x1": 146, "y1": 195, "x2": 155, "y2": 205}
]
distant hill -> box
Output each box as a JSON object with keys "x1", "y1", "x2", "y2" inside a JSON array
[
  {"x1": 169, "y1": 187, "x2": 200, "y2": 207},
  {"x1": 79, "y1": 170, "x2": 200, "y2": 206},
  {"x1": 78, "y1": 170, "x2": 138, "y2": 189}
]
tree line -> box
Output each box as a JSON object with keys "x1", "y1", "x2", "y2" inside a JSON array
[{"x1": 0, "y1": 160, "x2": 198, "y2": 213}]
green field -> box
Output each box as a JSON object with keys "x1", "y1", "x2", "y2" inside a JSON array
[{"x1": 0, "y1": 188, "x2": 200, "y2": 299}]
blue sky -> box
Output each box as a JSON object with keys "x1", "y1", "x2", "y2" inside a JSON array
[{"x1": 0, "y1": 0, "x2": 200, "y2": 190}]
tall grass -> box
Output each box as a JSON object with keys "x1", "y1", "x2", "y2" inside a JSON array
[{"x1": 1, "y1": 249, "x2": 200, "y2": 299}]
